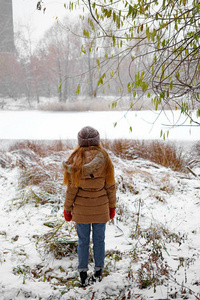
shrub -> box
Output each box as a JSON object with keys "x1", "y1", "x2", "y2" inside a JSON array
[
  {"x1": 130, "y1": 225, "x2": 187, "y2": 291},
  {"x1": 37, "y1": 221, "x2": 78, "y2": 259},
  {"x1": 102, "y1": 139, "x2": 188, "y2": 172},
  {"x1": 9, "y1": 140, "x2": 72, "y2": 158}
]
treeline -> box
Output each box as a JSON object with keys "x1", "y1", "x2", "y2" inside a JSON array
[{"x1": 0, "y1": 14, "x2": 149, "y2": 106}]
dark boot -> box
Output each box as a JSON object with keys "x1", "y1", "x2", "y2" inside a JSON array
[
  {"x1": 91, "y1": 268, "x2": 103, "y2": 282},
  {"x1": 80, "y1": 271, "x2": 89, "y2": 287}
]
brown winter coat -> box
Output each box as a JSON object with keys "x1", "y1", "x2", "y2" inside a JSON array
[{"x1": 63, "y1": 146, "x2": 116, "y2": 224}]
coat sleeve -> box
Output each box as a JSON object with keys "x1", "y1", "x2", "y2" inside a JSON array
[
  {"x1": 104, "y1": 156, "x2": 116, "y2": 208},
  {"x1": 105, "y1": 183, "x2": 116, "y2": 208},
  {"x1": 64, "y1": 184, "x2": 78, "y2": 211}
]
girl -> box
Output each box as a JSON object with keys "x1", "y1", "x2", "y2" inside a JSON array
[{"x1": 63, "y1": 126, "x2": 116, "y2": 287}]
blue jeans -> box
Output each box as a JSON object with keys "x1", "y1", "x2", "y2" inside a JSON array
[{"x1": 76, "y1": 223, "x2": 106, "y2": 272}]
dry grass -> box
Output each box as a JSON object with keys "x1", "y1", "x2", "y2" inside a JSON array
[
  {"x1": 38, "y1": 99, "x2": 117, "y2": 112},
  {"x1": 130, "y1": 224, "x2": 187, "y2": 290},
  {"x1": 1, "y1": 139, "x2": 198, "y2": 210},
  {"x1": 193, "y1": 141, "x2": 200, "y2": 156},
  {"x1": 6, "y1": 141, "x2": 70, "y2": 208},
  {"x1": 9, "y1": 140, "x2": 72, "y2": 158},
  {"x1": 117, "y1": 174, "x2": 140, "y2": 195},
  {"x1": 37, "y1": 97, "x2": 154, "y2": 112},
  {"x1": 42, "y1": 235, "x2": 78, "y2": 259},
  {"x1": 0, "y1": 150, "x2": 14, "y2": 168},
  {"x1": 2, "y1": 139, "x2": 197, "y2": 174},
  {"x1": 36, "y1": 221, "x2": 78, "y2": 259},
  {"x1": 102, "y1": 139, "x2": 188, "y2": 172},
  {"x1": 159, "y1": 174, "x2": 175, "y2": 193},
  {"x1": 146, "y1": 141, "x2": 186, "y2": 171}
]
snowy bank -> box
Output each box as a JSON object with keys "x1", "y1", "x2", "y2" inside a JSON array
[
  {"x1": 0, "y1": 110, "x2": 199, "y2": 141},
  {"x1": 0, "y1": 141, "x2": 200, "y2": 299}
]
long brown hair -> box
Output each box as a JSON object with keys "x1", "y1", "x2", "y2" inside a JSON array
[{"x1": 63, "y1": 145, "x2": 115, "y2": 187}]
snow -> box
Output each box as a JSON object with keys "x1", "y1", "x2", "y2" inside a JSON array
[
  {"x1": 0, "y1": 110, "x2": 200, "y2": 299},
  {"x1": 0, "y1": 110, "x2": 199, "y2": 141}
]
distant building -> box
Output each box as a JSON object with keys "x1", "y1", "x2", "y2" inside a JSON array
[{"x1": 0, "y1": 0, "x2": 15, "y2": 53}]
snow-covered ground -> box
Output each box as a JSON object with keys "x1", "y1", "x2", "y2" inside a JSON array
[
  {"x1": 0, "y1": 110, "x2": 200, "y2": 299},
  {"x1": 0, "y1": 110, "x2": 199, "y2": 141}
]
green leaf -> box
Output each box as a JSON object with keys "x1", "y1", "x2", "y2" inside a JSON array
[
  {"x1": 113, "y1": 11, "x2": 116, "y2": 22},
  {"x1": 146, "y1": 27, "x2": 150, "y2": 41},
  {"x1": 81, "y1": 45, "x2": 86, "y2": 54},
  {"x1": 127, "y1": 82, "x2": 131, "y2": 93},
  {"x1": 96, "y1": 59, "x2": 100, "y2": 68},
  {"x1": 76, "y1": 84, "x2": 80, "y2": 95},
  {"x1": 68, "y1": 1, "x2": 73, "y2": 10},
  {"x1": 112, "y1": 101, "x2": 117, "y2": 108},
  {"x1": 167, "y1": 130, "x2": 169, "y2": 138},
  {"x1": 181, "y1": 102, "x2": 189, "y2": 114},
  {"x1": 83, "y1": 29, "x2": 90, "y2": 38},
  {"x1": 58, "y1": 83, "x2": 61, "y2": 93},
  {"x1": 160, "y1": 91, "x2": 165, "y2": 99},
  {"x1": 98, "y1": 77, "x2": 103, "y2": 86},
  {"x1": 128, "y1": 5, "x2": 133, "y2": 16},
  {"x1": 97, "y1": 73, "x2": 106, "y2": 86},
  {"x1": 112, "y1": 35, "x2": 116, "y2": 46}
]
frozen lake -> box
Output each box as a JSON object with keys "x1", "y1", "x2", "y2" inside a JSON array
[{"x1": 0, "y1": 110, "x2": 199, "y2": 141}]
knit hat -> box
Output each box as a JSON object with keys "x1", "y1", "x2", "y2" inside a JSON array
[{"x1": 78, "y1": 126, "x2": 100, "y2": 147}]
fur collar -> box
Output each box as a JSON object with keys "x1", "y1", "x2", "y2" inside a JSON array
[{"x1": 63, "y1": 151, "x2": 105, "y2": 176}]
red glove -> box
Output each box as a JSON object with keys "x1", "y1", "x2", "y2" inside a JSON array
[
  {"x1": 64, "y1": 210, "x2": 72, "y2": 222},
  {"x1": 109, "y1": 207, "x2": 115, "y2": 220}
]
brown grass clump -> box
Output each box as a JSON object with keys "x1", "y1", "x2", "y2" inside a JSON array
[
  {"x1": 45, "y1": 237, "x2": 78, "y2": 259},
  {"x1": 2, "y1": 139, "x2": 196, "y2": 210},
  {"x1": 146, "y1": 141, "x2": 186, "y2": 172},
  {"x1": 20, "y1": 165, "x2": 51, "y2": 186},
  {"x1": 193, "y1": 141, "x2": 200, "y2": 157},
  {"x1": 188, "y1": 142, "x2": 200, "y2": 172},
  {"x1": 0, "y1": 150, "x2": 14, "y2": 168},
  {"x1": 36, "y1": 221, "x2": 78, "y2": 259},
  {"x1": 9, "y1": 140, "x2": 72, "y2": 158},
  {"x1": 15, "y1": 161, "x2": 65, "y2": 207},
  {"x1": 7, "y1": 141, "x2": 68, "y2": 208},
  {"x1": 102, "y1": 139, "x2": 187, "y2": 172},
  {"x1": 117, "y1": 172, "x2": 140, "y2": 195}
]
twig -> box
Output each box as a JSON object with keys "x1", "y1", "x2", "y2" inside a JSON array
[
  {"x1": 135, "y1": 199, "x2": 141, "y2": 236},
  {"x1": 186, "y1": 166, "x2": 199, "y2": 178}
]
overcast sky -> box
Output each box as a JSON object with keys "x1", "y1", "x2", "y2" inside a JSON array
[{"x1": 12, "y1": 0, "x2": 78, "y2": 45}]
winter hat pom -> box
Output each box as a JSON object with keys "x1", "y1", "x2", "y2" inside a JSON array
[{"x1": 78, "y1": 126, "x2": 100, "y2": 147}]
